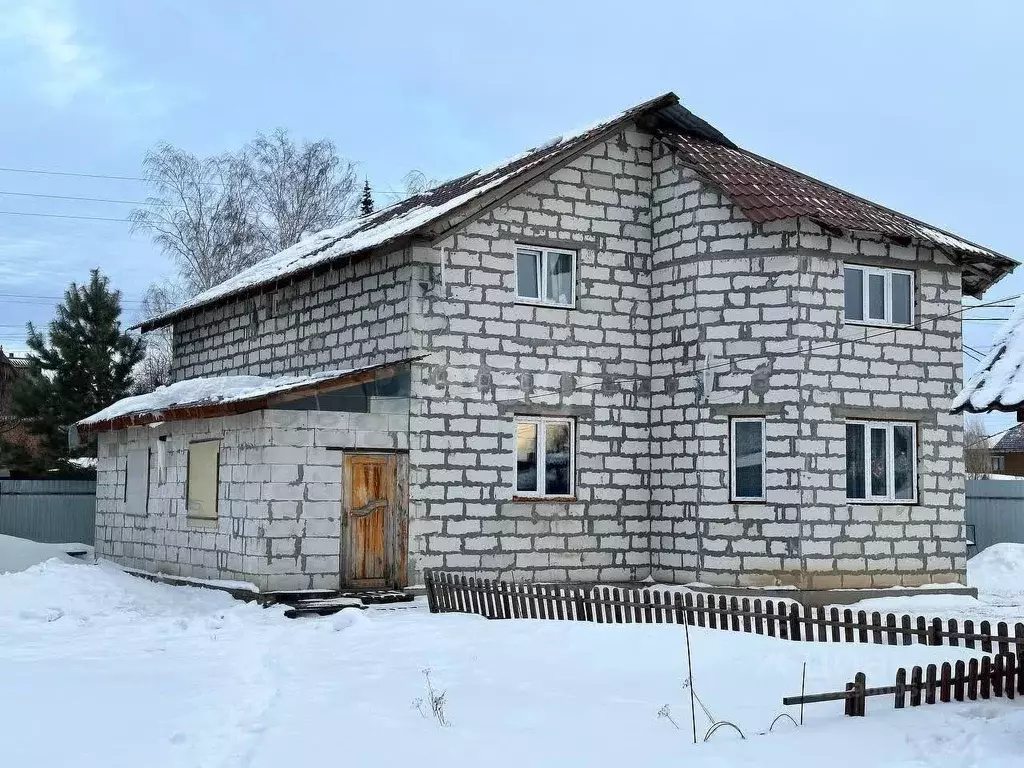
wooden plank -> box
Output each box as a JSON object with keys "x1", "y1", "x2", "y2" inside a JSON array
[
  {"x1": 993, "y1": 654, "x2": 1005, "y2": 698},
  {"x1": 980, "y1": 656, "x2": 992, "y2": 699},
  {"x1": 741, "y1": 598, "x2": 752, "y2": 634},
  {"x1": 939, "y1": 662, "x2": 952, "y2": 703},
  {"x1": 1005, "y1": 650, "x2": 1016, "y2": 700},
  {"x1": 643, "y1": 589, "x2": 653, "y2": 624},
  {"x1": 916, "y1": 615, "x2": 928, "y2": 645},
  {"x1": 554, "y1": 586, "x2": 566, "y2": 621},
  {"x1": 499, "y1": 580, "x2": 512, "y2": 619},
  {"x1": 652, "y1": 590, "x2": 663, "y2": 624},
  {"x1": 886, "y1": 613, "x2": 898, "y2": 646},
  {"x1": 981, "y1": 620, "x2": 993, "y2": 653},
  {"x1": 789, "y1": 603, "x2": 801, "y2": 642},
  {"x1": 857, "y1": 610, "x2": 869, "y2": 644},
  {"x1": 483, "y1": 578, "x2": 494, "y2": 618},
  {"x1": 831, "y1": 607, "x2": 842, "y2": 643},
  {"x1": 754, "y1": 599, "x2": 764, "y2": 635},
  {"x1": 900, "y1": 614, "x2": 912, "y2": 646},
  {"x1": 953, "y1": 660, "x2": 966, "y2": 702},
  {"x1": 925, "y1": 664, "x2": 937, "y2": 705},
  {"x1": 816, "y1": 606, "x2": 828, "y2": 643},
  {"x1": 968, "y1": 658, "x2": 979, "y2": 701},
  {"x1": 871, "y1": 611, "x2": 883, "y2": 645},
  {"x1": 853, "y1": 672, "x2": 866, "y2": 716},
  {"x1": 948, "y1": 618, "x2": 959, "y2": 647},
  {"x1": 683, "y1": 592, "x2": 694, "y2": 626},
  {"x1": 729, "y1": 596, "x2": 741, "y2": 633},
  {"x1": 998, "y1": 621, "x2": 1010, "y2": 657},
  {"x1": 844, "y1": 609, "x2": 855, "y2": 644},
  {"x1": 612, "y1": 588, "x2": 623, "y2": 624},
  {"x1": 964, "y1": 619, "x2": 975, "y2": 649},
  {"x1": 1016, "y1": 624, "x2": 1024, "y2": 696},
  {"x1": 844, "y1": 682, "x2": 855, "y2": 717},
  {"x1": 673, "y1": 592, "x2": 684, "y2": 625},
  {"x1": 910, "y1": 666, "x2": 923, "y2": 707},
  {"x1": 696, "y1": 594, "x2": 707, "y2": 629},
  {"x1": 894, "y1": 667, "x2": 906, "y2": 709}
]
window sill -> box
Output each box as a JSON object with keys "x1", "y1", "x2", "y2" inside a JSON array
[
  {"x1": 186, "y1": 517, "x2": 218, "y2": 529},
  {"x1": 731, "y1": 498, "x2": 766, "y2": 504},
  {"x1": 511, "y1": 496, "x2": 577, "y2": 503},
  {"x1": 843, "y1": 319, "x2": 914, "y2": 331},
  {"x1": 514, "y1": 298, "x2": 575, "y2": 310},
  {"x1": 846, "y1": 499, "x2": 918, "y2": 506}
]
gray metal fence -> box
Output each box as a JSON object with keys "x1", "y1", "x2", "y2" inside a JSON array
[
  {"x1": 0, "y1": 479, "x2": 96, "y2": 545},
  {"x1": 966, "y1": 478, "x2": 1024, "y2": 555}
]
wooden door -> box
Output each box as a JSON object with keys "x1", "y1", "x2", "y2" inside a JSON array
[{"x1": 342, "y1": 453, "x2": 407, "y2": 588}]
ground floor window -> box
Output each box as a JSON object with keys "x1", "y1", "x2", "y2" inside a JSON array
[
  {"x1": 730, "y1": 417, "x2": 765, "y2": 501},
  {"x1": 514, "y1": 416, "x2": 574, "y2": 498},
  {"x1": 186, "y1": 439, "x2": 220, "y2": 521},
  {"x1": 846, "y1": 421, "x2": 916, "y2": 502}
]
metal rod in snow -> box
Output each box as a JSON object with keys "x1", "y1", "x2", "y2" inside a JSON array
[
  {"x1": 800, "y1": 662, "x2": 806, "y2": 726},
  {"x1": 684, "y1": 615, "x2": 697, "y2": 745}
]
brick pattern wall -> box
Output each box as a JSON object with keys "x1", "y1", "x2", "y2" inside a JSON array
[
  {"x1": 406, "y1": 126, "x2": 655, "y2": 583},
  {"x1": 95, "y1": 407, "x2": 409, "y2": 591},
  {"x1": 170, "y1": 249, "x2": 413, "y2": 381},
  {"x1": 138, "y1": 122, "x2": 970, "y2": 590}
]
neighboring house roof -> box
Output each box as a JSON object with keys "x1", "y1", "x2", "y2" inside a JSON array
[
  {"x1": 139, "y1": 92, "x2": 1015, "y2": 332},
  {"x1": 993, "y1": 424, "x2": 1024, "y2": 452},
  {"x1": 76, "y1": 358, "x2": 417, "y2": 433},
  {"x1": 953, "y1": 299, "x2": 1024, "y2": 414}
]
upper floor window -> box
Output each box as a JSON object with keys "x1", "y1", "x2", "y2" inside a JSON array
[
  {"x1": 845, "y1": 420, "x2": 916, "y2": 503},
  {"x1": 992, "y1": 455, "x2": 1006, "y2": 473},
  {"x1": 844, "y1": 264, "x2": 913, "y2": 326},
  {"x1": 516, "y1": 246, "x2": 576, "y2": 307},
  {"x1": 514, "y1": 416, "x2": 574, "y2": 498}
]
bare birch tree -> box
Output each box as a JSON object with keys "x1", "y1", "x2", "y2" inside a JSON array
[{"x1": 965, "y1": 417, "x2": 993, "y2": 479}]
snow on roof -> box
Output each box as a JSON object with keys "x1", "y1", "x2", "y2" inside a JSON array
[
  {"x1": 953, "y1": 297, "x2": 1024, "y2": 413},
  {"x1": 77, "y1": 361, "x2": 400, "y2": 429},
  {"x1": 138, "y1": 93, "x2": 679, "y2": 332}
]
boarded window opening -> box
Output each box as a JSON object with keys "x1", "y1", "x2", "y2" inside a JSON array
[
  {"x1": 125, "y1": 448, "x2": 150, "y2": 515},
  {"x1": 187, "y1": 440, "x2": 220, "y2": 521}
]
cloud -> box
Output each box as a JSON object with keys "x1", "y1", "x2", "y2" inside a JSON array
[{"x1": 0, "y1": 0, "x2": 161, "y2": 114}]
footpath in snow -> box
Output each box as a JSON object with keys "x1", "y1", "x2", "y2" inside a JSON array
[{"x1": 1, "y1": 554, "x2": 1023, "y2": 768}]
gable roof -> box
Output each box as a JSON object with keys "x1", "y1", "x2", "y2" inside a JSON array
[
  {"x1": 76, "y1": 357, "x2": 417, "y2": 433},
  {"x1": 953, "y1": 299, "x2": 1024, "y2": 414},
  {"x1": 994, "y1": 424, "x2": 1024, "y2": 453},
  {"x1": 657, "y1": 132, "x2": 1015, "y2": 298},
  {"x1": 139, "y1": 92, "x2": 1015, "y2": 332}
]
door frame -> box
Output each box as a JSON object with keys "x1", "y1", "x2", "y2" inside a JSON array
[{"x1": 339, "y1": 449, "x2": 409, "y2": 589}]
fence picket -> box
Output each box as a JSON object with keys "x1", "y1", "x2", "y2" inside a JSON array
[
  {"x1": 916, "y1": 615, "x2": 928, "y2": 645},
  {"x1": 948, "y1": 618, "x2": 959, "y2": 647},
  {"x1": 643, "y1": 589, "x2": 654, "y2": 624},
  {"x1": 998, "y1": 621, "x2": 1010, "y2": 657},
  {"x1": 993, "y1": 654, "x2": 1005, "y2": 698},
  {"x1": 1005, "y1": 651, "x2": 1016, "y2": 700},
  {"x1": 728, "y1": 597, "x2": 739, "y2": 633},
  {"x1": 844, "y1": 609, "x2": 855, "y2": 643},
  {"x1": 968, "y1": 658, "x2": 979, "y2": 701},
  {"x1": 954, "y1": 660, "x2": 966, "y2": 702},
  {"x1": 684, "y1": 592, "x2": 694, "y2": 626},
  {"x1": 754, "y1": 599, "x2": 764, "y2": 635},
  {"x1": 741, "y1": 598, "x2": 752, "y2": 633},
  {"x1": 964, "y1": 619, "x2": 975, "y2": 649},
  {"x1": 1016, "y1": 624, "x2": 1024, "y2": 695},
  {"x1": 789, "y1": 603, "x2": 801, "y2": 642},
  {"x1": 894, "y1": 667, "x2": 906, "y2": 708},
  {"x1": 900, "y1": 614, "x2": 912, "y2": 646},
  {"x1": 555, "y1": 586, "x2": 566, "y2": 621},
  {"x1": 980, "y1": 656, "x2": 992, "y2": 699},
  {"x1": 764, "y1": 600, "x2": 775, "y2": 637},
  {"x1": 673, "y1": 592, "x2": 684, "y2": 625},
  {"x1": 697, "y1": 594, "x2": 707, "y2": 629},
  {"x1": 886, "y1": 613, "x2": 898, "y2": 646},
  {"x1": 611, "y1": 588, "x2": 622, "y2": 624},
  {"x1": 871, "y1": 611, "x2": 883, "y2": 645},
  {"x1": 857, "y1": 611, "x2": 869, "y2": 644},
  {"x1": 981, "y1": 620, "x2": 993, "y2": 653},
  {"x1": 925, "y1": 664, "x2": 937, "y2": 705},
  {"x1": 939, "y1": 662, "x2": 952, "y2": 703},
  {"x1": 831, "y1": 607, "x2": 841, "y2": 643},
  {"x1": 910, "y1": 666, "x2": 923, "y2": 707}
]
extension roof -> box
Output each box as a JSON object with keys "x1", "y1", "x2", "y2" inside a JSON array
[
  {"x1": 76, "y1": 358, "x2": 415, "y2": 433},
  {"x1": 139, "y1": 92, "x2": 1015, "y2": 332}
]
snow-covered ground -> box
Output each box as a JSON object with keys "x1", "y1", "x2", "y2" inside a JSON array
[
  {"x1": 0, "y1": 532, "x2": 91, "y2": 574},
  {"x1": 1, "y1": 556, "x2": 1023, "y2": 768}
]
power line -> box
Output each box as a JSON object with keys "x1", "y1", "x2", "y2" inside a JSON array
[
  {"x1": 0, "y1": 210, "x2": 131, "y2": 223},
  {"x1": 0, "y1": 190, "x2": 166, "y2": 206},
  {"x1": 0, "y1": 165, "x2": 149, "y2": 182}
]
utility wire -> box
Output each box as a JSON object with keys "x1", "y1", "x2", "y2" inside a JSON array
[
  {"x1": 0, "y1": 166, "x2": 150, "y2": 183},
  {"x1": 0, "y1": 190, "x2": 167, "y2": 206},
  {"x1": 0, "y1": 210, "x2": 131, "y2": 222}
]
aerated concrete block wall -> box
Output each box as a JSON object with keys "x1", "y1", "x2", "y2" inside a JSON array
[
  {"x1": 95, "y1": 407, "x2": 409, "y2": 591},
  {"x1": 170, "y1": 248, "x2": 414, "y2": 381}
]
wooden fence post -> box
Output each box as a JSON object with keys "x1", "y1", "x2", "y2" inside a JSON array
[
  {"x1": 789, "y1": 603, "x2": 802, "y2": 642},
  {"x1": 894, "y1": 667, "x2": 906, "y2": 709},
  {"x1": 424, "y1": 570, "x2": 437, "y2": 613},
  {"x1": 853, "y1": 672, "x2": 866, "y2": 716}
]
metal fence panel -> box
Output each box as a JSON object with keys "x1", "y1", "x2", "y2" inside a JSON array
[
  {"x1": 0, "y1": 479, "x2": 96, "y2": 545},
  {"x1": 966, "y1": 479, "x2": 1024, "y2": 554}
]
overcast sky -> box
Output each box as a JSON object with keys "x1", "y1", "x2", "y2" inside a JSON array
[{"x1": 0, "y1": 0, "x2": 1020, "y2": 431}]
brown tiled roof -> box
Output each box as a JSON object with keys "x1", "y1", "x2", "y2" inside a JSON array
[
  {"x1": 656, "y1": 131, "x2": 1015, "y2": 297},
  {"x1": 994, "y1": 424, "x2": 1024, "y2": 452}
]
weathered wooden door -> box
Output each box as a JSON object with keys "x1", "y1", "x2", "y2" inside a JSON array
[{"x1": 342, "y1": 453, "x2": 407, "y2": 588}]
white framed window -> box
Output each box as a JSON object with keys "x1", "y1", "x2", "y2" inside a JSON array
[
  {"x1": 844, "y1": 264, "x2": 914, "y2": 326},
  {"x1": 186, "y1": 440, "x2": 220, "y2": 521},
  {"x1": 515, "y1": 245, "x2": 576, "y2": 307},
  {"x1": 730, "y1": 417, "x2": 766, "y2": 501},
  {"x1": 992, "y1": 455, "x2": 1005, "y2": 473},
  {"x1": 514, "y1": 416, "x2": 574, "y2": 498},
  {"x1": 845, "y1": 421, "x2": 917, "y2": 503}
]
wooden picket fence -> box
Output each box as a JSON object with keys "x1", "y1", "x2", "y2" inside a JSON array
[
  {"x1": 424, "y1": 571, "x2": 1024, "y2": 655},
  {"x1": 786, "y1": 652, "x2": 1021, "y2": 717}
]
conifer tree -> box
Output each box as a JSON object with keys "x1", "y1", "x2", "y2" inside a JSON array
[
  {"x1": 360, "y1": 179, "x2": 374, "y2": 216},
  {"x1": 9, "y1": 270, "x2": 145, "y2": 467}
]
